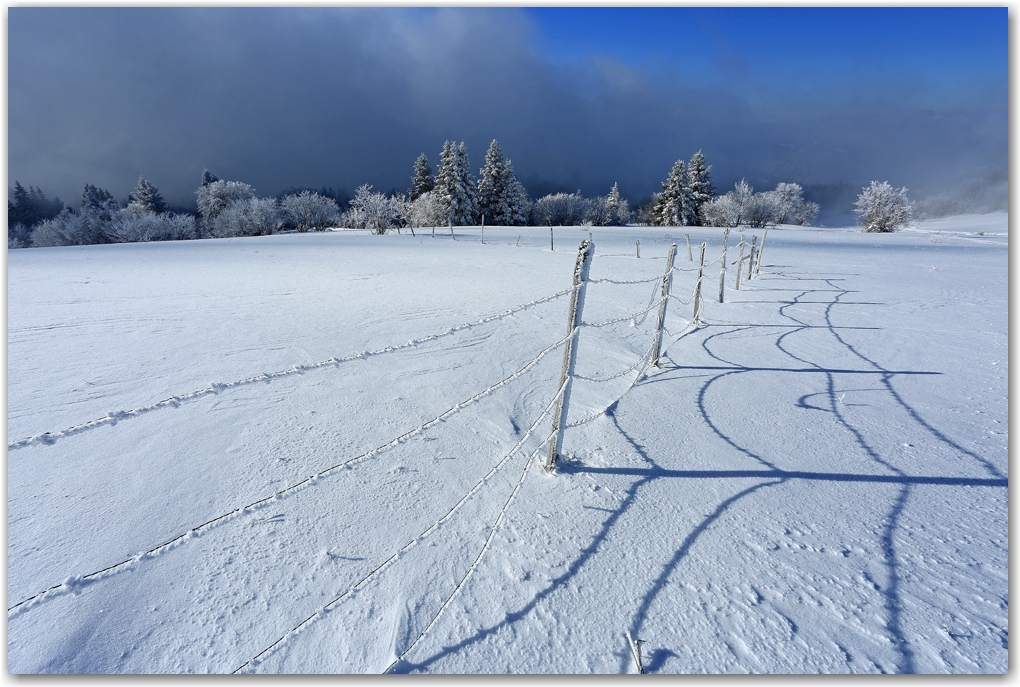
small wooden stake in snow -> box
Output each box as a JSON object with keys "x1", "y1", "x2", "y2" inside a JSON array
[
  {"x1": 651, "y1": 243, "x2": 677, "y2": 367},
  {"x1": 755, "y1": 227, "x2": 768, "y2": 276},
  {"x1": 685, "y1": 233, "x2": 693, "y2": 261},
  {"x1": 718, "y1": 227, "x2": 730, "y2": 303},
  {"x1": 625, "y1": 631, "x2": 645, "y2": 674},
  {"x1": 545, "y1": 239, "x2": 595, "y2": 472},
  {"x1": 693, "y1": 242, "x2": 707, "y2": 324},
  {"x1": 550, "y1": 226, "x2": 554, "y2": 251},
  {"x1": 481, "y1": 214, "x2": 485, "y2": 244},
  {"x1": 635, "y1": 239, "x2": 641, "y2": 258},
  {"x1": 747, "y1": 235, "x2": 757, "y2": 280},
  {"x1": 449, "y1": 213, "x2": 455, "y2": 241}
]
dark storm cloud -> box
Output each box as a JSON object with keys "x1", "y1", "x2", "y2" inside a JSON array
[{"x1": 8, "y1": 7, "x2": 1006, "y2": 214}]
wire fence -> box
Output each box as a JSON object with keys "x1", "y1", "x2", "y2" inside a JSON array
[{"x1": 10, "y1": 228, "x2": 772, "y2": 673}]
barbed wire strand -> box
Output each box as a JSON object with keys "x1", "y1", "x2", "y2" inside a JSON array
[
  {"x1": 9, "y1": 285, "x2": 579, "y2": 452},
  {"x1": 9, "y1": 330, "x2": 576, "y2": 617},
  {"x1": 233, "y1": 381, "x2": 566, "y2": 674}
]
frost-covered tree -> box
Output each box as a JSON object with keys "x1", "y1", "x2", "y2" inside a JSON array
[
  {"x1": 855, "y1": 181, "x2": 913, "y2": 233},
  {"x1": 201, "y1": 169, "x2": 219, "y2": 186},
  {"x1": 771, "y1": 182, "x2": 819, "y2": 226},
  {"x1": 606, "y1": 182, "x2": 631, "y2": 225},
  {"x1": 8, "y1": 223, "x2": 32, "y2": 249},
  {"x1": 476, "y1": 139, "x2": 506, "y2": 224},
  {"x1": 31, "y1": 209, "x2": 90, "y2": 247},
  {"x1": 654, "y1": 159, "x2": 696, "y2": 226},
  {"x1": 207, "y1": 197, "x2": 280, "y2": 238},
  {"x1": 685, "y1": 150, "x2": 714, "y2": 225},
  {"x1": 344, "y1": 184, "x2": 398, "y2": 234},
  {"x1": 409, "y1": 153, "x2": 435, "y2": 201},
  {"x1": 127, "y1": 176, "x2": 167, "y2": 215},
  {"x1": 404, "y1": 189, "x2": 449, "y2": 229},
  {"x1": 8, "y1": 182, "x2": 63, "y2": 243},
  {"x1": 78, "y1": 184, "x2": 120, "y2": 244},
  {"x1": 533, "y1": 192, "x2": 589, "y2": 226},
  {"x1": 435, "y1": 140, "x2": 478, "y2": 225},
  {"x1": 477, "y1": 141, "x2": 529, "y2": 226},
  {"x1": 196, "y1": 179, "x2": 255, "y2": 231},
  {"x1": 700, "y1": 195, "x2": 740, "y2": 228},
  {"x1": 109, "y1": 210, "x2": 198, "y2": 242},
  {"x1": 280, "y1": 191, "x2": 340, "y2": 232}
]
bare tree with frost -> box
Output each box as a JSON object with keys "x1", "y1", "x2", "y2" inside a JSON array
[
  {"x1": 855, "y1": 181, "x2": 913, "y2": 233},
  {"x1": 196, "y1": 179, "x2": 255, "y2": 233},
  {"x1": 533, "y1": 192, "x2": 588, "y2": 226},
  {"x1": 281, "y1": 191, "x2": 340, "y2": 232},
  {"x1": 344, "y1": 184, "x2": 398, "y2": 234}
]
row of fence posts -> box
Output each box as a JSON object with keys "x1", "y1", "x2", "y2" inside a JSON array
[{"x1": 544, "y1": 228, "x2": 769, "y2": 471}]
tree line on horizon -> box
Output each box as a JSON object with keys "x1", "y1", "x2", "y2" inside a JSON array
[{"x1": 9, "y1": 142, "x2": 828, "y2": 248}]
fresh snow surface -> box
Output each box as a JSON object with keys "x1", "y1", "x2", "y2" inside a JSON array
[{"x1": 7, "y1": 215, "x2": 1008, "y2": 674}]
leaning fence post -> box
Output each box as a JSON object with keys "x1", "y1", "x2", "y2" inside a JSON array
[
  {"x1": 449, "y1": 211, "x2": 456, "y2": 240},
  {"x1": 747, "y1": 235, "x2": 757, "y2": 280},
  {"x1": 685, "y1": 233, "x2": 693, "y2": 261},
  {"x1": 693, "y1": 242, "x2": 707, "y2": 324},
  {"x1": 718, "y1": 227, "x2": 730, "y2": 303},
  {"x1": 545, "y1": 239, "x2": 595, "y2": 472},
  {"x1": 635, "y1": 239, "x2": 641, "y2": 259},
  {"x1": 734, "y1": 234, "x2": 745, "y2": 291},
  {"x1": 625, "y1": 632, "x2": 645, "y2": 674},
  {"x1": 754, "y1": 227, "x2": 768, "y2": 276},
  {"x1": 651, "y1": 243, "x2": 677, "y2": 367}
]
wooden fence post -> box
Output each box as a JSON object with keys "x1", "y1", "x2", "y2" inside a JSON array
[
  {"x1": 625, "y1": 632, "x2": 645, "y2": 674},
  {"x1": 481, "y1": 214, "x2": 485, "y2": 244},
  {"x1": 651, "y1": 243, "x2": 677, "y2": 368},
  {"x1": 545, "y1": 239, "x2": 595, "y2": 472},
  {"x1": 747, "y1": 235, "x2": 757, "y2": 280},
  {"x1": 449, "y1": 210, "x2": 455, "y2": 240},
  {"x1": 550, "y1": 227, "x2": 554, "y2": 251},
  {"x1": 754, "y1": 227, "x2": 768, "y2": 276},
  {"x1": 685, "y1": 233, "x2": 693, "y2": 261},
  {"x1": 734, "y1": 234, "x2": 745, "y2": 291},
  {"x1": 636, "y1": 239, "x2": 641, "y2": 258},
  {"x1": 693, "y1": 242, "x2": 707, "y2": 323},
  {"x1": 718, "y1": 227, "x2": 730, "y2": 303}
]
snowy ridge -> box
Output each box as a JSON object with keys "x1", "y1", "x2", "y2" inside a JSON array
[{"x1": 7, "y1": 284, "x2": 576, "y2": 452}]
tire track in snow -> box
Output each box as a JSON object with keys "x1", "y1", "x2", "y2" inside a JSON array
[{"x1": 8, "y1": 286, "x2": 575, "y2": 452}]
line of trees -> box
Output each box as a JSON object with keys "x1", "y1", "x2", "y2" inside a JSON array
[{"x1": 10, "y1": 142, "x2": 849, "y2": 248}]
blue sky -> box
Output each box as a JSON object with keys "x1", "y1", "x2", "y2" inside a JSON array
[{"x1": 8, "y1": 7, "x2": 1007, "y2": 217}]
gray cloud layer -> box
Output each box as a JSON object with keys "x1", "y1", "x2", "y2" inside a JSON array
[{"x1": 9, "y1": 8, "x2": 1007, "y2": 215}]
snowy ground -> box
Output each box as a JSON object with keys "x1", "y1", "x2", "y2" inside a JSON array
[{"x1": 7, "y1": 214, "x2": 1008, "y2": 673}]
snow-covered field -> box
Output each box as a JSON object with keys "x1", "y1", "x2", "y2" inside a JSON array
[{"x1": 7, "y1": 214, "x2": 1008, "y2": 674}]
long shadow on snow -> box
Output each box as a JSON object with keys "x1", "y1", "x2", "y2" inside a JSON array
[{"x1": 390, "y1": 401, "x2": 656, "y2": 674}]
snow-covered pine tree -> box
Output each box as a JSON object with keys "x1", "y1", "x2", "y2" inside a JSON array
[
  {"x1": 685, "y1": 150, "x2": 714, "y2": 226},
  {"x1": 654, "y1": 160, "x2": 686, "y2": 226},
  {"x1": 409, "y1": 153, "x2": 435, "y2": 201},
  {"x1": 201, "y1": 169, "x2": 219, "y2": 186},
  {"x1": 502, "y1": 170, "x2": 531, "y2": 226},
  {"x1": 453, "y1": 141, "x2": 479, "y2": 225},
  {"x1": 127, "y1": 176, "x2": 167, "y2": 215},
  {"x1": 477, "y1": 139, "x2": 507, "y2": 224},
  {"x1": 435, "y1": 140, "x2": 478, "y2": 226}
]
